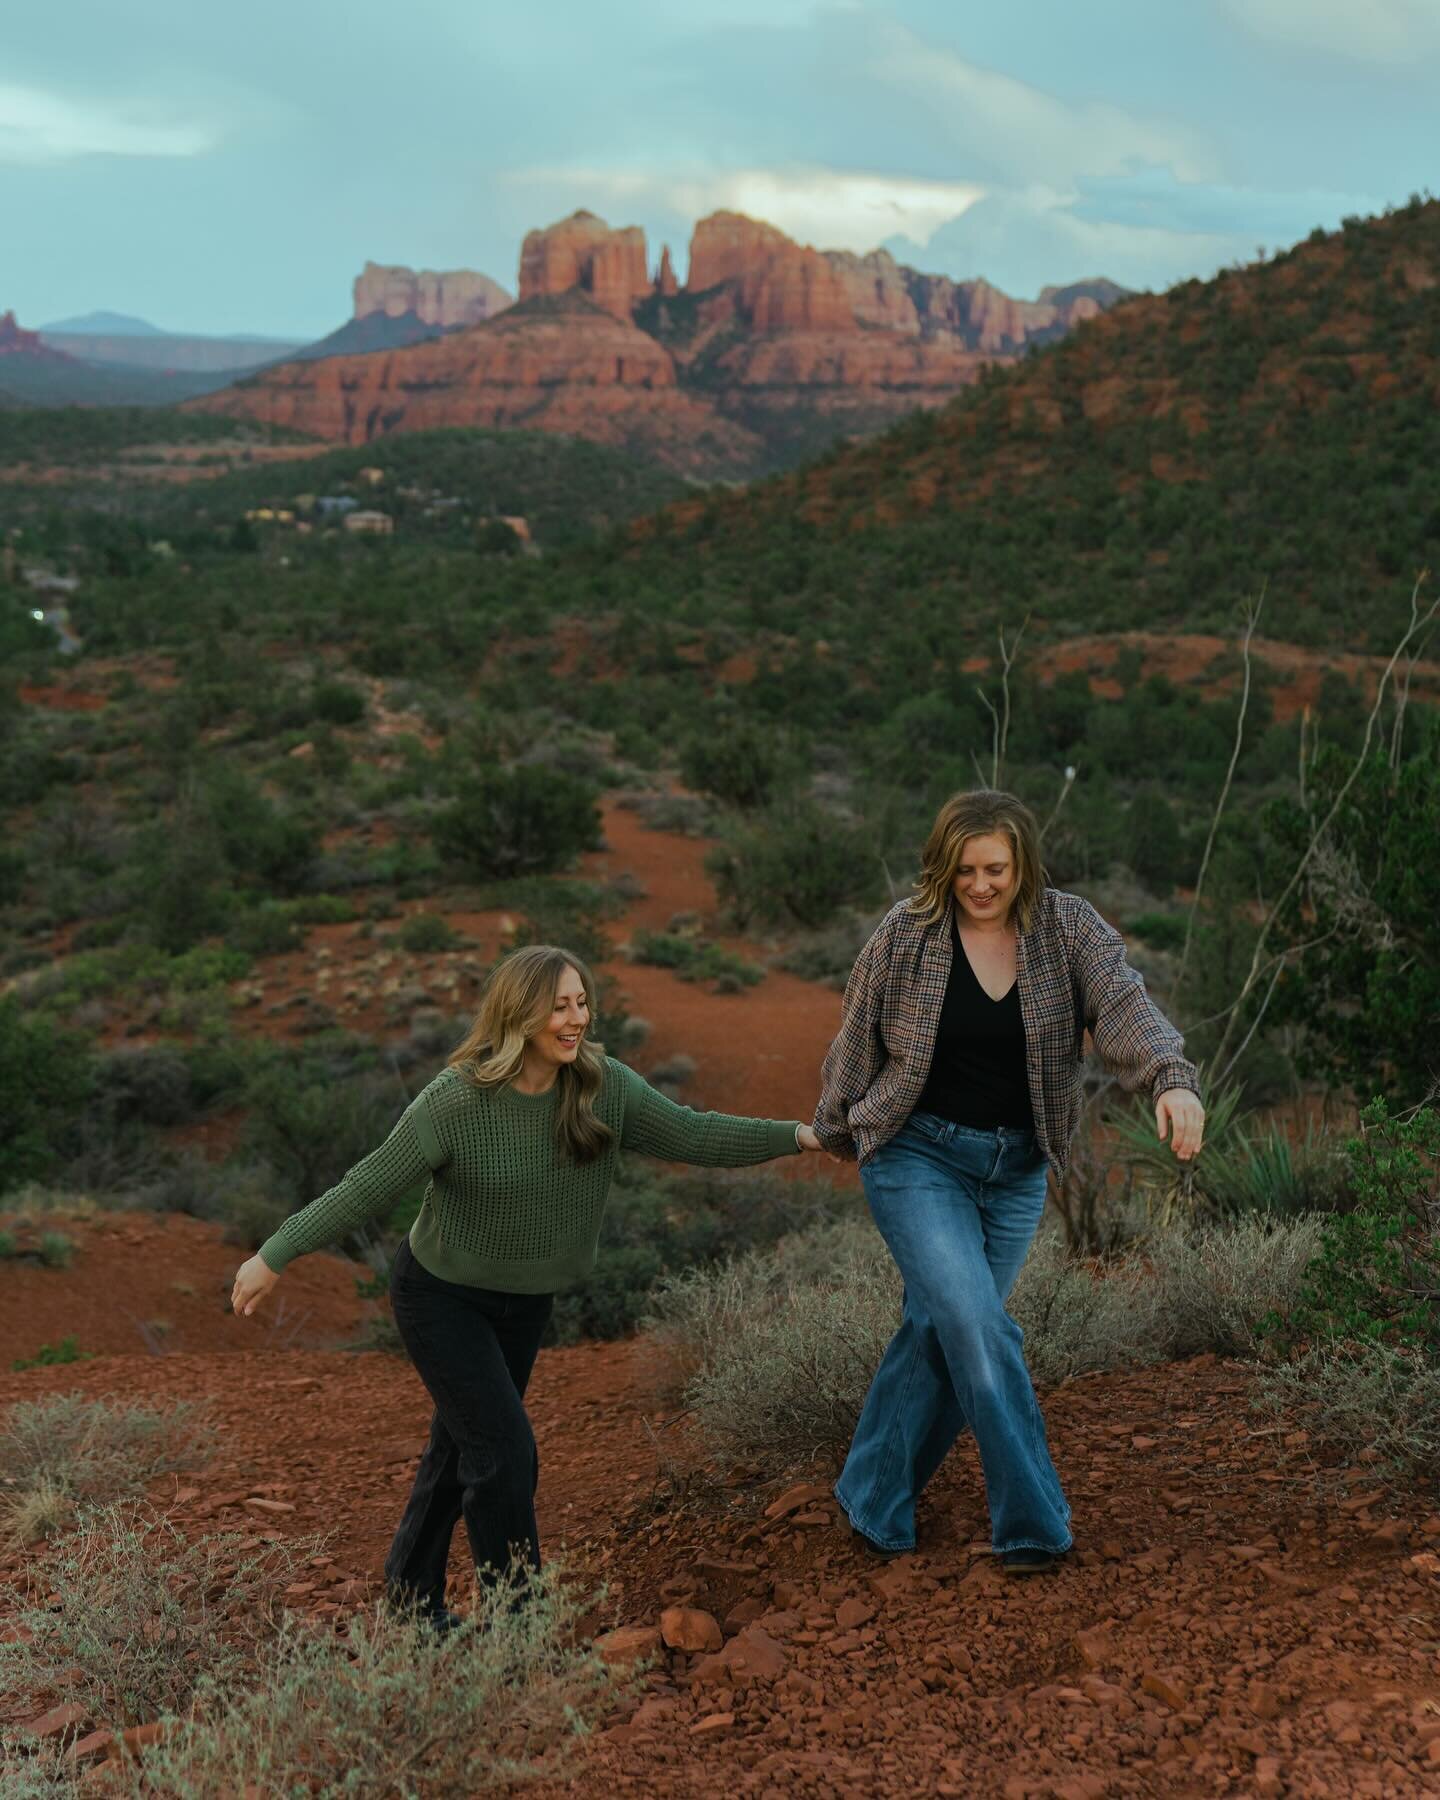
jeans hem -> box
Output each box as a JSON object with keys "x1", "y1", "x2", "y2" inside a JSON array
[
  {"x1": 832, "y1": 1484, "x2": 915, "y2": 1554},
  {"x1": 992, "y1": 1535, "x2": 1073, "y2": 1557}
]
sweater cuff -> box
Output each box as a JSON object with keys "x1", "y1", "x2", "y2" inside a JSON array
[
  {"x1": 769, "y1": 1120, "x2": 804, "y2": 1158},
  {"x1": 258, "y1": 1232, "x2": 298, "y2": 1275}
]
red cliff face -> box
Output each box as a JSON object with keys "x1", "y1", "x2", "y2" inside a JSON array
[
  {"x1": 686, "y1": 212, "x2": 854, "y2": 332},
  {"x1": 352, "y1": 263, "x2": 512, "y2": 328},
  {"x1": 518, "y1": 212, "x2": 650, "y2": 321},
  {"x1": 655, "y1": 245, "x2": 679, "y2": 298}
]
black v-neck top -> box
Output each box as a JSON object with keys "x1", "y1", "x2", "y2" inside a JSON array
[{"x1": 912, "y1": 918, "x2": 1035, "y2": 1132}]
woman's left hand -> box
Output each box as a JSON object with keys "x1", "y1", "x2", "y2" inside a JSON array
[{"x1": 1155, "y1": 1088, "x2": 1205, "y2": 1161}]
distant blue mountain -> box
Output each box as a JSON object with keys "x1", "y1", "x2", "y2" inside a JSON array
[{"x1": 40, "y1": 310, "x2": 166, "y2": 336}]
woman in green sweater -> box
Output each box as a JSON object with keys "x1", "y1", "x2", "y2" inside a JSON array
[{"x1": 231, "y1": 944, "x2": 819, "y2": 1627}]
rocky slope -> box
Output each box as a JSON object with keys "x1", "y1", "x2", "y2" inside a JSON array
[{"x1": 190, "y1": 211, "x2": 1127, "y2": 477}]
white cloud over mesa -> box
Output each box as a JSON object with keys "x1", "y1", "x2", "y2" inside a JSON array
[
  {"x1": 500, "y1": 165, "x2": 985, "y2": 258},
  {"x1": 0, "y1": 84, "x2": 216, "y2": 164}
]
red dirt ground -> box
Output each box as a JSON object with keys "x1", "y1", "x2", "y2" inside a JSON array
[
  {"x1": 0, "y1": 1211, "x2": 373, "y2": 1367},
  {"x1": 2, "y1": 1333, "x2": 1437, "y2": 1796}
]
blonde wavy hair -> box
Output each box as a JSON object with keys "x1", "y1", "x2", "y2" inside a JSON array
[
  {"x1": 448, "y1": 945, "x2": 614, "y2": 1164},
  {"x1": 908, "y1": 789, "x2": 1048, "y2": 933}
]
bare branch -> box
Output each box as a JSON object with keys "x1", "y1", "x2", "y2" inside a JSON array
[
  {"x1": 1177, "y1": 586, "x2": 1263, "y2": 996},
  {"x1": 1210, "y1": 571, "x2": 1438, "y2": 1072},
  {"x1": 974, "y1": 687, "x2": 1001, "y2": 787},
  {"x1": 1039, "y1": 764, "x2": 1079, "y2": 842}
]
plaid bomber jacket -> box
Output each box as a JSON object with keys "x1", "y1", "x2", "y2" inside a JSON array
[{"x1": 812, "y1": 888, "x2": 1200, "y2": 1177}]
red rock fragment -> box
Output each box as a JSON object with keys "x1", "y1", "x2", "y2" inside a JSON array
[
  {"x1": 1074, "y1": 1627, "x2": 1115, "y2": 1670},
  {"x1": 660, "y1": 1606, "x2": 722, "y2": 1653},
  {"x1": 1141, "y1": 1671, "x2": 1188, "y2": 1710},
  {"x1": 835, "y1": 1597, "x2": 874, "y2": 1631},
  {"x1": 594, "y1": 1624, "x2": 661, "y2": 1667},
  {"x1": 763, "y1": 1483, "x2": 832, "y2": 1521},
  {"x1": 64, "y1": 1729, "x2": 114, "y2": 1766},
  {"x1": 27, "y1": 1702, "x2": 88, "y2": 1742},
  {"x1": 690, "y1": 1625, "x2": 788, "y2": 1686},
  {"x1": 688, "y1": 1711, "x2": 735, "y2": 1736}
]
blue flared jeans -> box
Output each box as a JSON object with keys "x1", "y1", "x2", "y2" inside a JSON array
[{"x1": 835, "y1": 1112, "x2": 1073, "y2": 1557}]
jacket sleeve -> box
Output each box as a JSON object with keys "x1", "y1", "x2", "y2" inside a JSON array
[
  {"x1": 257, "y1": 1085, "x2": 449, "y2": 1274},
  {"x1": 616, "y1": 1062, "x2": 800, "y2": 1166},
  {"x1": 1069, "y1": 900, "x2": 1200, "y2": 1100},
  {"x1": 811, "y1": 916, "x2": 894, "y2": 1159}
]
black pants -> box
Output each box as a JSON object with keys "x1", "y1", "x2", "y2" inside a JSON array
[{"x1": 382, "y1": 1237, "x2": 554, "y2": 1615}]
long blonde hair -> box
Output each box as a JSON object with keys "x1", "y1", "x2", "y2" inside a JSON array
[
  {"x1": 908, "y1": 789, "x2": 1047, "y2": 932},
  {"x1": 447, "y1": 946, "x2": 614, "y2": 1164}
]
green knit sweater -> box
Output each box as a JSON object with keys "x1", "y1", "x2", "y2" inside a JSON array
[{"x1": 258, "y1": 1057, "x2": 801, "y2": 1293}]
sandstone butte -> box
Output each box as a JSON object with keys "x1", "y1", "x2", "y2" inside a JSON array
[
  {"x1": 0, "y1": 309, "x2": 74, "y2": 362},
  {"x1": 190, "y1": 211, "x2": 1128, "y2": 477},
  {"x1": 351, "y1": 262, "x2": 513, "y2": 330}
]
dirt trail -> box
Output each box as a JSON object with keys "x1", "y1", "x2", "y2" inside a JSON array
[{"x1": 2, "y1": 1338, "x2": 1436, "y2": 1796}]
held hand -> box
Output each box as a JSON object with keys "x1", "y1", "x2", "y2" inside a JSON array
[
  {"x1": 231, "y1": 1252, "x2": 280, "y2": 1318},
  {"x1": 1155, "y1": 1088, "x2": 1205, "y2": 1162},
  {"x1": 796, "y1": 1124, "x2": 844, "y2": 1165}
]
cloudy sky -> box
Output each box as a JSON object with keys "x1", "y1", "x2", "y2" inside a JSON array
[{"x1": 6, "y1": 0, "x2": 1439, "y2": 338}]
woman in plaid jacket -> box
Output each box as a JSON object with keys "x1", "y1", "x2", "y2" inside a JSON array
[{"x1": 812, "y1": 789, "x2": 1204, "y2": 1573}]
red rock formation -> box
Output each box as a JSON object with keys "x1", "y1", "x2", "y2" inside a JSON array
[
  {"x1": 353, "y1": 263, "x2": 512, "y2": 329},
  {"x1": 686, "y1": 213, "x2": 854, "y2": 332},
  {"x1": 192, "y1": 295, "x2": 762, "y2": 477},
  {"x1": 191, "y1": 210, "x2": 1128, "y2": 477},
  {"x1": 0, "y1": 310, "x2": 69, "y2": 360},
  {"x1": 823, "y1": 251, "x2": 920, "y2": 335},
  {"x1": 518, "y1": 212, "x2": 650, "y2": 320}
]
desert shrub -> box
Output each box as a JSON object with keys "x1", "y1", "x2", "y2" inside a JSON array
[
  {"x1": 0, "y1": 1228, "x2": 15, "y2": 1258},
  {"x1": 548, "y1": 1165, "x2": 856, "y2": 1345},
  {"x1": 91, "y1": 1045, "x2": 200, "y2": 1129},
  {"x1": 431, "y1": 765, "x2": 602, "y2": 880},
  {"x1": 651, "y1": 1211, "x2": 1324, "y2": 1473},
  {"x1": 227, "y1": 904, "x2": 304, "y2": 956},
  {"x1": 629, "y1": 930, "x2": 763, "y2": 992},
  {"x1": 678, "y1": 716, "x2": 790, "y2": 809},
  {"x1": 0, "y1": 997, "x2": 90, "y2": 1195},
  {"x1": 706, "y1": 799, "x2": 881, "y2": 929},
  {"x1": 37, "y1": 1230, "x2": 73, "y2": 1268},
  {"x1": 398, "y1": 911, "x2": 462, "y2": 953},
  {"x1": 0, "y1": 1393, "x2": 214, "y2": 1513},
  {"x1": 125, "y1": 1565, "x2": 626, "y2": 1796},
  {"x1": 646, "y1": 1217, "x2": 896, "y2": 1464},
  {"x1": 776, "y1": 913, "x2": 879, "y2": 989},
  {"x1": 1127, "y1": 910, "x2": 1186, "y2": 951},
  {"x1": 0, "y1": 1504, "x2": 315, "y2": 1727},
  {"x1": 1252, "y1": 1342, "x2": 1440, "y2": 1484},
  {"x1": 1280, "y1": 1099, "x2": 1440, "y2": 1353},
  {"x1": 11, "y1": 1336, "x2": 95, "y2": 1373},
  {"x1": 310, "y1": 679, "x2": 367, "y2": 725}
]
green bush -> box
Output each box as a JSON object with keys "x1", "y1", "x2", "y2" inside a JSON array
[
  {"x1": 228, "y1": 906, "x2": 305, "y2": 956},
  {"x1": 1127, "y1": 911, "x2": 1187, "y2": 951},
  {"x1": 37, "y1": 1231, "x2": 73, "y2": 1269},
  {"x1": 706, "y1": 799, "x2": 881, "y2": 929},
  {"x1": 1280, "y1": 1099, "x2": 1440, "y2": 1353},
  {"x1": 310, "y1": 679, "x2": 367, "y2": 725},
  {"x1": 431, "y1": 765, "x2": 602, "y2": 881},
  {"x1": 629, "y1": 930, "x2": 764, "y2": 992},
  {"x1": 398, "y1": 912, "x2": 462, "y2": 953},
  {"x1": 679, "y1": 717, "x2": 789, "y2": 809},
  {"x1": 0, "y1": 999, "x2": 90, "y2": 1196}
]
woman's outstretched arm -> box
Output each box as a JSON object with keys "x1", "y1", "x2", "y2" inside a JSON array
[
  {"x1": 614, "y1": 1061, "x2": 807, "y2": 1166},
  {"x1": 811, "y1": 914, "x2": 895, "y2": 1158},
  {"x1": 232, "y1": 1089, "x2": 448, "y2": 1315}
]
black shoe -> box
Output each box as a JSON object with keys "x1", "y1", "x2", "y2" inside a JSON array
[
  {"x1": 850, "y1": 1526, "x2": 911, "y2": 1560},
  {"x1": 1001, "y1": 1547, "x2": 1063, "y2": 1575}
]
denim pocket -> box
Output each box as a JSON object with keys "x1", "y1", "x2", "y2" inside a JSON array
[{"x1": 903, "y1": 1110, "x2": 949, "y2": 1145}]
